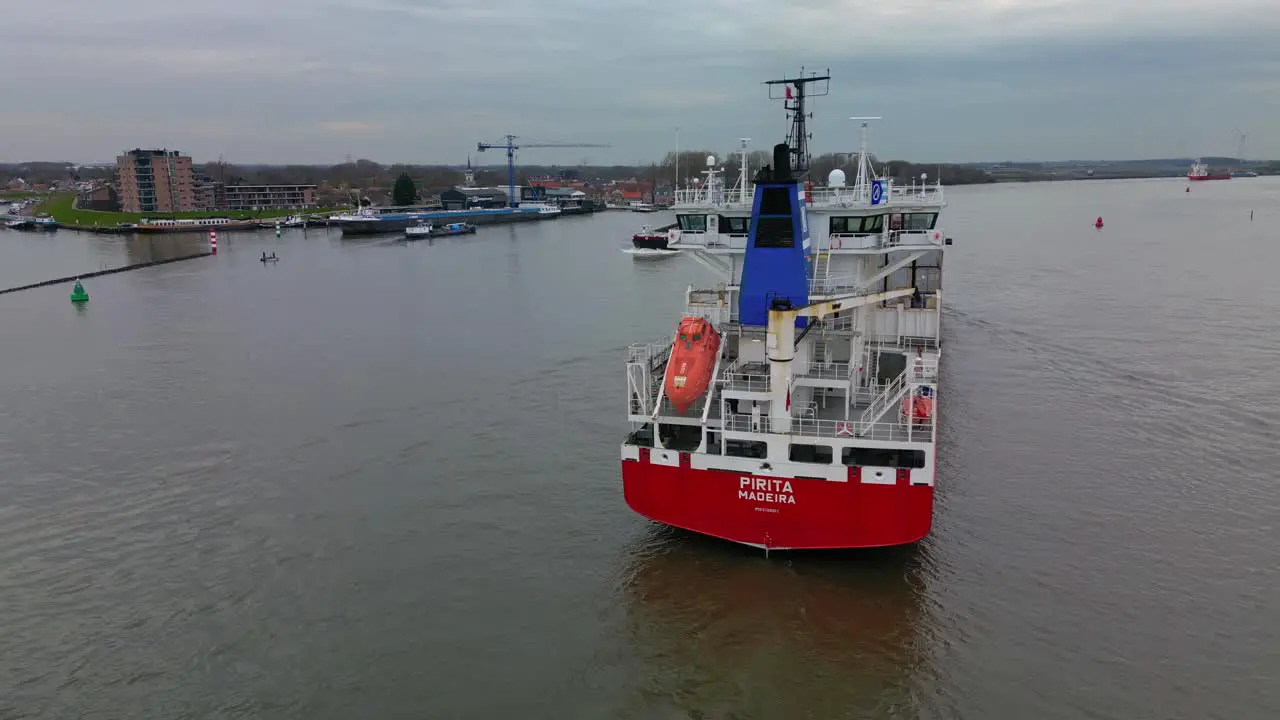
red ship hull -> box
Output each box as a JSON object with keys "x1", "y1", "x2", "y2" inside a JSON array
[
  {"x1": 621, "y1": 453, "x2": 934, "y2": 550},
  {"x1": 1187, "y1": 174, "x2": 1231, "y2": 181}
]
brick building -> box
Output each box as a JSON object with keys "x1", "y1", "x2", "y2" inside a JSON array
[{"x1": 116, "y1": 149, "x2": 196, "y2": 212}]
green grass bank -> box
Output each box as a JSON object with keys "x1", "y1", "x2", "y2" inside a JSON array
[{"x1": 34, "y1": 193, "x2": 340, "y2": 227}]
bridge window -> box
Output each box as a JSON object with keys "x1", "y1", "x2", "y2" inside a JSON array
[
  {"x1": 759, "y1": 187, "x2": 793, "y2": 215},
  {"x1": 830, "y1": 215, "x2": 884, "y2": 234},
  {"x1": 754, "y1": 216, "x2": 794, "y2": 248},
  {"x1": 720, "y1": 215, "x2": 749, "y2": 235},
  {"x1": 677, "y1": 214, "x2": 706, "y2": 232},
  {"x1": 841, "y1": 447, "x2": 926, "y2": 469},
  {"x1": 905, "y1": 213, "x2": 938, "y2": 230},
  {"x1": 789, "y1": 443, "x2": 833, "y2": 464}
]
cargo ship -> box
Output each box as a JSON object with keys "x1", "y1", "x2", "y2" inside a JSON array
[
  {"x1": 1187, "y1": 159, "x2": 1231, "y2": 182},
  {"x1": 621, "y1": 71, "x2": 952, "y2": 550},
  {"x1": 331, "y1": 205, "x2": 547, "y2": 235}
]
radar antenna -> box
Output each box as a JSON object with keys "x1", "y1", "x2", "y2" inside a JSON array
[{"x1": 764, "y1": 67, "x2": 831, "y2": 179}]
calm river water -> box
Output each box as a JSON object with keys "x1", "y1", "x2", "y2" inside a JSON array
[{"x1": 1, "y1": 179, "x2": 1277, "y2": 719}]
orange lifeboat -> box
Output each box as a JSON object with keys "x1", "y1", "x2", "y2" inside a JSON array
[
  {"x1": 664, "y1": 316, "x2": 722, "y2": 414},
  {"x1": 901, "y1": 393, "x2": 934, "y2": 424}
]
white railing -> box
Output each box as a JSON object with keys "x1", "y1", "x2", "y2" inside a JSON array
[
  {"x1": 724, "y1": 414, "x2": 770, "y2": 433},
  {"x1": 669, "y1": 232, "x2": 750, "y2": 251},
  {"x1": 655, "y1": 395, "x2": 690, "y2": 418},
  {"x1": 809, "y1": 276, "x2": 935, "y2": 297},
  {"x1": 674, "y1": 187, "x2": 753, "y2": 209},
  {"x1": 824, "y1": 233, "x2": 883, "y2": 251},
  {"x1": 627, "y1": 362, "x2": 652, "y2": 416},
  {"x1": 859, "y1": 367, "x2": 911, "y2": 430},
  {"x1": 799, "y1": 417, "x2": 932, "y2": 442},
  {"x1": 906, "y1": 355, "x2": 939, "y2": 379},
  {"x1": 864, "y1": 333, "x2": 939, "y2": 350},
  {"x1": 807, "y1": 182, "x2": 945, "y2": 209},
  {"x1": 800, "y1": 361, "x2": 852, "y2": 381},
  {"x1": 809, "y1": 274, "x2": 868, "y2": 295},
  {"x1": 890, "y1": 181, "x2": 947, "y2": 204},
  {"x1": 672, "y1": 175, "x2": 944, "y2": 210},
  {"x1": 628, "y1": 339, "x2": 671, "y2": 368},
  {"x1": 681, "y1": 306, "x2": 732, "y2": 326},
  {"x1": 723, "y1": 370, "x2": 770, "y2": 393},
  {"x1": 723, "y1": 413, "x2": 933, "y2": 442},
  {"x1": 823, "y1": 227, "x2": 946, "y2": 253}
]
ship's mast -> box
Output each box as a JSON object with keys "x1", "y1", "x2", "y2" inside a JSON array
[
  {"x1": 764, "y1": 68, "x2": 830, "y2": 179},
  {"x1": 850, "y1": 116, "x2": 881, "y2": 200}
]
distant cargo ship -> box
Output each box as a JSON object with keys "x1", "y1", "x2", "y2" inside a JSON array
[
  {"x1": 1187, "y1": 160, "x2": 1231, "y2": 182},
  {"x1": 134, "y1": 217, "x2": 259, "y2": 233},
  {"x1": 331, "y1": 205, "x2": 547, "y2": 235}
]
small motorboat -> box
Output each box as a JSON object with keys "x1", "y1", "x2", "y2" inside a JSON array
[
  {"x1": 405, "y1": 222, "x2": 475, "y2": 240},
  {"x1": 260, "y1": 252, "x2": 278, "y2": 262},
  {"x1": 632, "y1": 224, "x2": 672, "y2": 250},
  {"x1": 430, "y1": 223, "x2": 476, "y2": 238}
]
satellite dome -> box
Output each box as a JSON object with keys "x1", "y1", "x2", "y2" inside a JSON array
[
  {"x1": 828, "y1": 168, "x2": 847, "y2": 187},
  {"x1": 706, "y1": 155, "x2": 716, "y2": 167}
]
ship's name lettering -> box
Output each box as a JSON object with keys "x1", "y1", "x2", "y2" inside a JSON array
[{"x1": 737, "y1": 477, "x2": 796, "y2": 505}]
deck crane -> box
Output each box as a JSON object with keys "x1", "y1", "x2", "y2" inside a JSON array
[{"x1": 476, "y1": 135, "x2": 610, "y2": 208}]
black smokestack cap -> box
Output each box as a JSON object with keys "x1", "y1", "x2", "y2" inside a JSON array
[{"x1": 772, "y1": 143, "x2": 792, "y2": 181}]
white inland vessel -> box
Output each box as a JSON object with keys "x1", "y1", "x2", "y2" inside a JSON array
[{"x1": 621, "y1": 71, "x2": 953, "y2": 550}]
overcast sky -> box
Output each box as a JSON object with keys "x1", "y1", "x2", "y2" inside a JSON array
[{"x1": 2, "y1": 0, "x2": 1278, "y2": 165}]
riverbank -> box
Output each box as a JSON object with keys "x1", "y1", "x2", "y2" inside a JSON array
[{"x1": 32, "y1": 192, "x2": 338, "y2": 230}]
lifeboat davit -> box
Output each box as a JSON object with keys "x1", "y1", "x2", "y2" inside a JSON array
[{"x1": 664, "y1": 316, "x2": 721, "y2": 414}]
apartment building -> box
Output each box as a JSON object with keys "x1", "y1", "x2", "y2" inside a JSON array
[
  {"x1": 222, "y1": 184, "x2": 317, "y2": 211},
  {"x1": 117, "y1": 149, "x2": 197, "y2": 213}
]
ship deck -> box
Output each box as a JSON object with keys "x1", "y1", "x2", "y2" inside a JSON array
[{"x1": 646, "y1": 346, "x2": 937, "y2": 445}]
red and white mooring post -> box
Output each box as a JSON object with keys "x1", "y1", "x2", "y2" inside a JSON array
[{"x1": 209, "y1": 229, "x2": 217, "y2": 254}]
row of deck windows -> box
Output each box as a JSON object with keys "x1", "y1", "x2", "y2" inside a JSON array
[
  {"x1": 676, "y1": 213, "x2": 939, "y2": 235},
  {"x1": 831, "y1": 212, "x2": 938, "y2": 234},
  {"x1": 725, "y1": 440, "x2": 926, "y2": 468},
  {"x1": 677, "y1": 214, "x2": 748, "y2": 234}
]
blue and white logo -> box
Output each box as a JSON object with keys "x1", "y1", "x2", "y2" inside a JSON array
[{"x1": 870, "y1": 180, "x2": 885, "y2": 205}]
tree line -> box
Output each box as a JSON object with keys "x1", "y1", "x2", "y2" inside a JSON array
[
  {"x1": 189, "y1": 151, "x2": 999, "y2": 195},
  {"x1": 10, "y1": 153, "x2": 1277, "y2": 194}
]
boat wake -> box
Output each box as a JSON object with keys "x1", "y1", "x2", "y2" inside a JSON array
[{"x1": 621, "y1": 247, "x2": 680, "y2": 257}]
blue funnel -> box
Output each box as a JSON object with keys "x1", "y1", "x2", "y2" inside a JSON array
[{"x1": 736, "y1": 145, "x2": 813, "y2": 328}]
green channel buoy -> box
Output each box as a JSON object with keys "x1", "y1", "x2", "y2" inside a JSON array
[{"x1": 70, "y1": 279, "x2": 89, "y2": 304}]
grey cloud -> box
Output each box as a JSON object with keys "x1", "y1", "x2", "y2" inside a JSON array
[{"x1": 1, "y1": 0, "x2": 1278, "y2": 163}]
